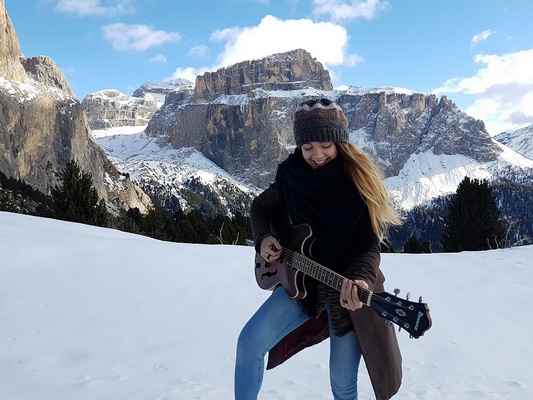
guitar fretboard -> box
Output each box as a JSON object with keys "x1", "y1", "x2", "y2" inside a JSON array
[{"x1": 283, "y1": 248, "x2": 371, "y2": 304}]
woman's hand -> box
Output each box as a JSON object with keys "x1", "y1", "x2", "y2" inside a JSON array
[
  {"x1": 340, "y1": 279, "x2": 369, "y2": 311},
  {"x1": 260, "y1": 236, "x2": 282, "y2": 262}
]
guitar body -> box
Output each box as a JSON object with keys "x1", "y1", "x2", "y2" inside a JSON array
[{"x1": 254, "y1": 223, "x2": 314, "y2": 299}]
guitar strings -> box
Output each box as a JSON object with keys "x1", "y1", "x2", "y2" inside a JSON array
[
  {"x1": 280, "y1": 247, "x2": 391, "y2": 304},
  {"x1": 271, "y1": 247, "x2": 427, "y2": 335}
]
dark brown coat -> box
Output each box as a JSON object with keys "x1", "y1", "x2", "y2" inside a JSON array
[{"x1": 250, "y1": 156, "x2": 403, "y2": 400}]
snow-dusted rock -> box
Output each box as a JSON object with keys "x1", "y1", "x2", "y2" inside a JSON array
[{"x1": 495, "y1": 124, "x2": 533, "y2": 160}]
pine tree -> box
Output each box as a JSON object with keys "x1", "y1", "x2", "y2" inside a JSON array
[
  {"x1": 403, "y1": 234, "x2": 423, "y2": 253},
  {"x1": 442, "y1": 176, "x2": 506, "y2": 251},
  {"x1": 50, "y1": 159, "x2": 108, "y2": 226}
]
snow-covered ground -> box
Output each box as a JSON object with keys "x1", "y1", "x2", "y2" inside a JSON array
[{"x1": 1, "y1": 211, "x2": 532, "y2": 399}]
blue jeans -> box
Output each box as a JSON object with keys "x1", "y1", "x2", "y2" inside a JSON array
[{"x1": 235, "y1": 286, "x2": 362, "y2": 399}]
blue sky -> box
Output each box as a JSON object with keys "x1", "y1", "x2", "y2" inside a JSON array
[{"x1": 7, "y1": 0, "x2": 533, "y2": 134}]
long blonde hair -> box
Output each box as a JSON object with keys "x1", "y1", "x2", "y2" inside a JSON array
[{"x1": 337, "y1": 143, "x2": 401, "y2": 243}]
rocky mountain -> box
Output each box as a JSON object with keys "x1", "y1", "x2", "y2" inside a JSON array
[
  {"x1": 0, "y1": 0, "x2": 151, "y2": 213},
  {"x1": 494, "y1": 124, "x2": 533, "y2": 160},
  {"x1": 83, "y1": 79, "x2": 194, "y2": 130},
  {"x1": 132, "y1": 78, "x2": 193, "y2": 104},
  {"x1": 145, "y1": 47, "x2": 531, "y2": 208},
  {"x1": 82, "y1": 89, "x2": 160, "y2": 129},
  {"x1": 91, "y1": 126, "x2": 257, "y2": 218},
  {"x1": 193, "y1": 48, "x2": 332, "y2": 102},
  {"x1": 0, "y1": 0, "x2": 26, "y2": 81},
  {"x1": 88, "y1": 48, "x2": 533, "y2": 215}
]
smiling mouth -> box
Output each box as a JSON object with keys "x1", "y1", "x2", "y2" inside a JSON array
[{"x1": 312, "y1": 158, "x2": 330, "y2": 167}]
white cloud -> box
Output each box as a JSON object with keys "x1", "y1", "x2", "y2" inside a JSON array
[
  {"x1": 434, "y1": 49, "x2": 533, "y2": 134},
  {"x1": 471, "y1": 29, "x2": 493, "y2": 46},
  {"x1": 312, "y1": 0, "x2": 387, "y2": 22},
  {"x1": 149, "y1": 54, "x2": 167, "y2": 64},
  {"x1": 54, "y1": 0, "x2": 135, "y2": 16},
  {"x1": 167, "y1": 15, "x2": 363, "y2": 91},
  {"x1": 208, "y1": 15, "x2": 360, "y2": 72},
  {"x1": 188, "y1": 45, "x2": 209, "y2": 57},
  {"x1": 167, "y1": 67, "x2": 210, "y2": 84},
  {"x1": 102, "y1": 23, "x2": 181, "y2": 52}
]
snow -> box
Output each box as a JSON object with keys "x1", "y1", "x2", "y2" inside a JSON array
[
  {"x1": 495, "y1": 124, "x2": 533, "y2": 160},
  {"x1": 91, "y1": 126, "x2": 258, "y2": 211},
  {"x1": 1, "y1": 211, "x2": 532, "y2": 399},
  {"x1": 85, "y1": 89, "x2": 154, "y2": 107},
  {"x1": 383, "y1": 141, "x2": 533, "y2": 210},
  {"x1": 207, "y1": 85, "x2": 421, "y2": 107},
  {"x1": 385, "y1": 151, "x2": 492, "y2": 210},
  {"x1": 0, "y1": 76, "x2": 68, "y2": 102},
  {"x1": 92, "y1": 126, "x2": 253, "y2": 191},
  {"x1": 336, "y1": 85, "x2": 416, "y2": 96}
]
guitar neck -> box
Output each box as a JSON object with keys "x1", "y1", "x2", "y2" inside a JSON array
[{"x1": 283, "y1": 247, "x2": 371, "y2": 304}]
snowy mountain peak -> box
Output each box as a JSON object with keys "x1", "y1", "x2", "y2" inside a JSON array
[{"x1": 494, "y1": 123, "x2": 533, "y2": 160}]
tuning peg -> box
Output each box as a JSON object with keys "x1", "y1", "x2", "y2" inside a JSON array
[
  {"x1": 393, "y1": 288, "x2": 400, "y2": 297},
  {"x1": 406, "y1": 292, "x2": 410, "y2": 301},
  {"x1": 398, "y1": 325, "x2": 402, "y2": 332},
  {"x1": 419, "y1": 296, "x2": 423, "y2": 303},
  {"x1": 409, "y1": 334, "x2": 413, "y2": 339}
]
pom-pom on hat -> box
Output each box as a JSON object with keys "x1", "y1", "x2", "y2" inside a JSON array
[{"x1": 293, "y1": 98, "x2": 348, "y2": 146}]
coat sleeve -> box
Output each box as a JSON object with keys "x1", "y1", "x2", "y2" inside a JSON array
[
  {"x1": 250, "y1": 167, "x2": 284, "y2": 253},
  {"x1": 344, "y1": 233, "x2": 382, "y2": 291}
]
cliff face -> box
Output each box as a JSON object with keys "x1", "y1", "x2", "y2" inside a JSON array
[
  {"x1": 147, "y1": 92, "x2": 299, "y2": 188},
  {"x1": 193, "y1": 48, "x2": 332, "y2": 102},
  {"x1": 0, "y1": 0, "x2": 26, "y2": 81},
  {"x1": 21, "y1": 56, "x2": 74, "y2": 97},
  {"x1": 82, "y1": 89, "x2": 160, "y2": 129},
  {"x1": 147, "y1": 82, "x2": 501, "y2": 188},
  {"x1": 0, "y1": 0, "x2": 151, "y2": 213},
  {"x1": 337, "y1": 90, "x2": 501, "y2": 177}
]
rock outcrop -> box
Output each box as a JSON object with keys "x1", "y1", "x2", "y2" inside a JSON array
[
  {"x1": 193, "y1": 48, "x2": 332, "y2": 102},
  {"x1": 147, "y1": 77, "x2": 502, "y2": 188},
  {"x1": 337, "y1": 89, "x2": 501, "y2": 177},
  {"x1": 495, "y1": 124, "x2": 533, "y2": 160},
  {"x1": 132, "y1": 78, "x2": 193, "y2": 104},
  {"x1": 21, "y1": 56, "x2": 74, "y2": 97},
  {"x1": 0, "y1": 0, "x2": 26, "y2": 81},
  {"x1": 82, "y1": 89, "x2": 160, "y2": 129},
  {"x1": 0, "y1": 0, "x2": 151, "y2": 213}
]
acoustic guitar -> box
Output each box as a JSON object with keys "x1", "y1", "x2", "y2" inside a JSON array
[{"x1": 255, "y1": 223, "x2": 432, "y2": 339}]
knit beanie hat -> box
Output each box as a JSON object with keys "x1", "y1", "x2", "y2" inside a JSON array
[{"x1": 293, "y1": 98, "x2": 349, "y2": 146}]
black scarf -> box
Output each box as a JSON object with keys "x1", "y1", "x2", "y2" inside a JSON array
[{"x1": 278, "y1": 148, "x2": 369, "y2": 273}]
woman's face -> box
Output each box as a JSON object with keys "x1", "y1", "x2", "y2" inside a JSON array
[{"x1": 301, "y1": 141, "x2": 338, "y2": 169}]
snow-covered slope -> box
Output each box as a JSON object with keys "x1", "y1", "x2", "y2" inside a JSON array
[
  {"x1": 92, "y1": 126, "x2": 258, "y2": 215},
  {"x1": 495, "y1": 124, "x2": 533, "y2": 160},
  {"x1": 1, "y1": 211, "x2": 532, "y2": 399},
  {"x1": 384, "y1": 141, "x2": 533, "y2": 209},
  {"x1": 0, "y1": 75, "x2": 72, "y2": 102}
]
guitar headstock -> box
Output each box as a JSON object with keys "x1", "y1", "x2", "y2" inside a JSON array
[{"x1": 370, "y1": 289, "x2": 432, "y2": 339}]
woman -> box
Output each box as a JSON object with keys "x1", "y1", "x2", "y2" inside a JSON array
[{"x1": 235, "y1": 98, "x2": 402, "y2": 400}]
